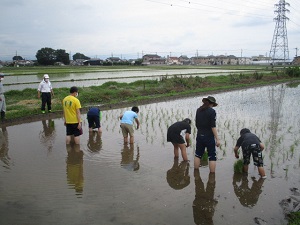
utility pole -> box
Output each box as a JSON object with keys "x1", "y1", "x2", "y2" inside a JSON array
[
  {"x1": 269, "y1": 0, "x2": 290, "y2": 64},
  {"x1": 241, "y1": 49, "x2": 243, "y2": 65},
  {"x1": 295, "y1": 47, "x2": 298, "y2": 57}
]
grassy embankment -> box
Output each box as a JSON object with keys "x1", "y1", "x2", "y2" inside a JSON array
[{"x1": 1, "y1": 65, "x2": 300, "y2": 121}]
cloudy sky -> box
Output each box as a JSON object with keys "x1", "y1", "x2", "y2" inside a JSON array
[{"x1": 1, "y1": 0, "x2": 299, "y2": 61}]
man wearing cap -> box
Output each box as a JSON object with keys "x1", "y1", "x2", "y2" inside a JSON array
[
  {"x1": 0, "y1": 73, "x2": 6, "y2": 121},
  {"x1": 38, "y1": 74, "x2": 54, "y2": 114},
  {"x1": 233, "y1": 128, "x2": 266, "y2": 178},
  {"x1": 194, "y1": 96, "x2": 220, "y2": 173}
]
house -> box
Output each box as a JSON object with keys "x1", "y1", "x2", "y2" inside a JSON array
[
  {"x1": 292, "y1": 56, "x2": 300, "y2": 65},
  {"x1": 83, "y1": 58, "x2": 103, "y2": 66},
  {"x1": 191, "y1": 56, "x2": 211, "y2": 65},
  {"x1": 106, "y1": 57, "x2": 122, "y2": 63},
  {"x1": 14, "y1": 60, "x2": 35, "y2": 66},
  {"x1": 142, "y1": 54, "x2": 166, "y2": 65},
  {"x1": 166, "y1": 56, "x2": 180, "y2": 65},
  {"x1": 178, "y1": 55, "x2": 190, "y2": 65}
]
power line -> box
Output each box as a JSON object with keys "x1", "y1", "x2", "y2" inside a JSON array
[{"x1": 144, "y1": 0, "x2": 274, "y2": 19}]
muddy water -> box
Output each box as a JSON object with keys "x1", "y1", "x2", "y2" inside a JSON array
[{"x1": 0, "y1": 83, "x2": 299, "y2": 225}]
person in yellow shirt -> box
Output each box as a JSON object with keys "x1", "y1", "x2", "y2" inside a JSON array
[{"x1": 63, "y1": 86, "x2": 82, "y2": 145}]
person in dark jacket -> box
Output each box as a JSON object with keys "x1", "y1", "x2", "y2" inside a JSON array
[
  {"x1": 194, "y1": 96, "x2": 220, "y2": 173},
  {"x1": 87, "y1": 107, "x2": 102, "y2": 134},
  {"x1": 234, "y1": 128, "x2": 266, "y2": 178},
  {"x1": 167, "y1": 118, "x2": 191, "y2": 161}
]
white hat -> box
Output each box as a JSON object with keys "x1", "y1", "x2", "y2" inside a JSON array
[{"x1": 44, "y1": 74, "x2": 49, "y2": 79}]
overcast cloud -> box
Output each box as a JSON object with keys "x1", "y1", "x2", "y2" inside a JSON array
[{"x1": 0, "y1": 0, "x2": 299, "y2": 60}]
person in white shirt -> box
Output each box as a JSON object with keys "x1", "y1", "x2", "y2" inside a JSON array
[{"x1": 37, "y1": 74, "x2": 54, "y2": 114}]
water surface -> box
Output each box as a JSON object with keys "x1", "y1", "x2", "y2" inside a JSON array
[{"x1": 0, "y1": 83, "x2": 299, "y2": 225}]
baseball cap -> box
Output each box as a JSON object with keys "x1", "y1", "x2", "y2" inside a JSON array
[{"x1": 44, "y1": 74, "x2": 49, "y2": 79}]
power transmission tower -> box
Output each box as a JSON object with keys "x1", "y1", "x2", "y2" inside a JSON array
[{"x1": 269, "y1": 0, "x2": 290, "y2": 64}]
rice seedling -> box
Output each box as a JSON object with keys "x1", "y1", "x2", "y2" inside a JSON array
[{"x1": 234, "y1": 159, "x2": 244, "y2": 173}]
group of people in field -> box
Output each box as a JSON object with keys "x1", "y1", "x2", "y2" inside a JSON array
[
  {"x1": 166, "y1": 95, "x2": 266, "y2": 178},
  {"x1": 1, "y1": 73, "x2": 267, "y2": 178}
]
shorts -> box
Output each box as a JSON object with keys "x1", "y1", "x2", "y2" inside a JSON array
[
  {"x1": 242, "y1": 144, "x2": 264, "y2": 167},
  {"x1": 120, "y1": 123, "x2": 134, "y2": 137},
  {"x1": 167, "y1": 132, "x2": 185, "y2": 144},
  {"x1": 66, "y1": 123, "x2": 82, "y2": 137},
  {"x1": 195, "y1": 134, "x2": 216, "y2": 161},
  {"x1": 87, "y1": 115, "x2": 101, "y2": 128}
]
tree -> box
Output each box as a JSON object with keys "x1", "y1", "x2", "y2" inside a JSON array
[
  {"x1": 13, "y1": 56, "x2": 24, "y2": 61},
  {"x1": 56, "y1": 49, "x2": 70, "y2": 65},
  {"x1": 134, "y1": 58, "x2": 143, "y2": 65},
  {"x1": 36, "y1": 47, "x2": 57, "y2": 65},
  {"x1": 73, "y1": 53, "x2": 90, "y2": 61}
]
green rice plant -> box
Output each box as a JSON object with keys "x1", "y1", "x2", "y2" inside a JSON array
[
  {"x1": 287, "y1": 211, "x2": 300, "y2": 225},
  {"x1": 234, "y1": 159, "x2": 244, "y2": 173},
  {"x1": 290, "y1": 145, "x2": 295, "y2": 157},
  {"x1": 202, "y1": 151, "x2": 208, "y2": 161}
]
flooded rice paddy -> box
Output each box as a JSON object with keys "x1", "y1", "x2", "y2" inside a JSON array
[
  {"x1": 0, "y1": 83, "x2": 299, "y2": 225},
  {"x1": 4, "y1": 68, "x2": 253, "y2": 91}
]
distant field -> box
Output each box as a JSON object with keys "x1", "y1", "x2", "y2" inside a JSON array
[{"x1": 0, "y1": 64, "x2": 275, "y2": 76}]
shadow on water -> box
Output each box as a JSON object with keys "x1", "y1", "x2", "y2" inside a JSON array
[
  {"x1": 87, "y1": 131, "x2": 102, "y2": 153},
  {"x1": 120, "y1": 144, "x2": 140, "y2": 171},
  {"x1": 66, "y1": 144, "x2": 84, "y2": 198},
  {"x1": 39, "y1": 119, "x2": 56, "y2": 153},
  {"x1": 193, "y1": 170, "x2": 218, "y2": 225},
  {"x1": 232, "y1": 173, "x2": 265, "y2": 208},
  {"x1": 166, "y1": 159, "x2": 190, "y2": 190},
  {"x1": 0, "y1": 126, "x2": 10, "y2": 169}
]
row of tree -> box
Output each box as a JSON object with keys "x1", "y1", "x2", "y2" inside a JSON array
[
  {"x1": 14, "y1": 47, "x2": 143, "y2": 66},
  {"x1": 12, "y1": 48, "x2": 91, "y2": 66},
  {"x1": 35, "y1": 48, "x2": 71, "y2": 65}
]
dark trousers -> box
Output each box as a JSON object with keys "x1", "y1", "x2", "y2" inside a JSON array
[{"x1": 41, "y1": 92, "x2": 51, "y2": 111}]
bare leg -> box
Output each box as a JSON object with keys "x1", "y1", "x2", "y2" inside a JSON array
[
  {"x1": 178, "y1": 143, "x2": 188, "y2": 161},
  {"x1": 243, "y1": 165, "x2": 249, "y2": 173},
  {"x1": 123, "y1": 136, "x2": 128, "y2": 144},
  {"x1": 98, "y1": 127, "x2": 103, "y2": 135},
  {"x1": 194, "y1": 157, "x2": 201, "y2": 169},
  {"x1": 258, "y1": 166, "x2": 266, "y2": 177},
  {"x1": 89, "y1": 128, "x2": 93, "y2": 132},
  {"x1": 209, "y1": 160, "x2": 216, "y2": 173},
  {"x1": 129, "y1": 135, "x2": 134, "y2": 144},
  {"x1": 66, "y1": 135, "x2": 72, "y2": 145},
  {"x1": 74, "y1": 136, "x2": 80, "y2": 145},
  {"x1": 172, "y1": 143, "x2": 179, "y2": 158}
]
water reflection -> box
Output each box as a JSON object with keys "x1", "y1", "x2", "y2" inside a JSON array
[
  {"x1": 166, "y1": 159, "x2": 190, "y2": 190},
  {"x1": 39, "y1": 119, "x2": 56, "y2": 152},
  {"x1": 0, "y1": 126, "x2": 10, "y2": 169},
  {"x1": 193, "y1": 170, "x2": 218, "y2": 225},
  {"x1": 66, "y1": 144, "x2": 84, "y2": 197},
  {"x1": 120, "y1": 144, "x2": 140, "y2": 171},
  {"x1": 232, "y1": 173, "x2": 265, "y2": 208},
  {"x1": 268, "y1": 84, "x2": 285, "y2": 176},
  {"x1": 87, "y1": 132, "x2": 102, "y2": 153}
]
